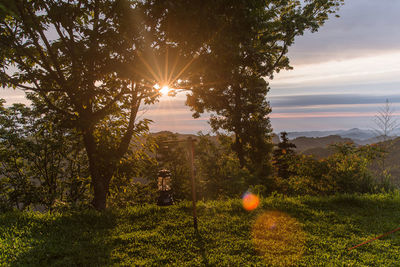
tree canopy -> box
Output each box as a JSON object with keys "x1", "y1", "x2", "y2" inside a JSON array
[
  {"x1": 0, "y1": 0, "x2": 162, "y2": 209},
  {"x1": 145, "y1": 0, "x2": 343, "y2": 176}
]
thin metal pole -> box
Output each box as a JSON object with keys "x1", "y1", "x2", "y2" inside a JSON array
[
  {"x1": 188, "y1": 137, "x2": 198, "y2": 231},
  {"x1": 348, "y1": 226, "x2": 400, "y2": 251}
]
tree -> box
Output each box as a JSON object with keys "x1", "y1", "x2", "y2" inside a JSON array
[
  {"x1": 372, "y1": 98, "x2": 399, "y2": 182},
  {"x1": 196, "y1": 76, "x2": 274, "y2": 180},
  {"x1": 286, "y1": 143, "x2": 381, "y2": 195},
  {"x1": 0, "y1": 99, "x2": 90, "y2": 210},
  {"x1": 373, "y1": 99, "x2": 399, "y2": 142},
  {"x1": 146, "y1": 0, "x2": 343, "y2": 178},
  {"x1": 195, "y1": 134, "x2": 254, "y2": 199},
  {"x1": 273, "y1": 132, "x2": 297, "y2": 180},
  {"x1": 0, "y1": 0, "x2": 160, "y2": 210}
]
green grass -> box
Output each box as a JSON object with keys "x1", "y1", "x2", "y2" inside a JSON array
[{"x1": 1, "y1": 193, "x2": 400, "y2": 266}]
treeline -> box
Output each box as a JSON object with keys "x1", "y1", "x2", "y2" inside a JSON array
[
  {"x1": 0, "y1": 102, "x2": 393, "y2": 212},
  {"x1": 148, "y1": 132, "x2": 393, "y2": 203}
]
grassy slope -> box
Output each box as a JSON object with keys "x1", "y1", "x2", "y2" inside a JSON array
[{"x1": 1, "y1": 194, "x2": 400, "y2": 266}]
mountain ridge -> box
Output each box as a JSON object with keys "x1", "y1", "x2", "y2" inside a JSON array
[{"x1": 285, "y1": 128, "x2": 400, "y2": 144}]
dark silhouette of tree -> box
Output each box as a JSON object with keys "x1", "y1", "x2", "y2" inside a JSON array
[
  {"x1": 273, "y1": 132, "x2": 297, "y2": 179},
  {"x1": 146, "y1": 0, "x2": 343, "y2": 178},
  {"x1": 0, "y1": 0, "x2": 160, "y2": 210}
]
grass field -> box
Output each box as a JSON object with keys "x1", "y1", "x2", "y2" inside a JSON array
[{"x1": 1, "y1": 193, "x2": 400, "y2": 266}]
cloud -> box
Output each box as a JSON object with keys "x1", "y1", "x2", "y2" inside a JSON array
[
  {"x1": 270, "y1": 116, "x2": 375, "y2": 132},
  {"x1": 268, "y1": 92, "x2": 400, "y2": 132},
  {"x1": 271, "y1": 112, "x2": 400, "y2": 119},
  {"x1": 270, "y1": 52, "x2": 400, "y2": 89},
  {"x1": 269, "y1": 94, "x2": 400, "y2": 107},
  {"x1": 289, "y1": 0, "x2": 400, "y2": 65}
]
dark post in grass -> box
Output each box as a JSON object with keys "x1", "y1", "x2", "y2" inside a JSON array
[{"x1": 188, "y1": 137, "x2": 198, "y2": 231}]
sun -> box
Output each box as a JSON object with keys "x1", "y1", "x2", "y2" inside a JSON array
[
  {"x1": 154, "y1": 84, "x2": 171, "y2": 96},
  {"x1": 160, "y1": 85, "x2": 170, "y2": 95}
]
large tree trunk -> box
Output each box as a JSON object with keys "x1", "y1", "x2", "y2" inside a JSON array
[
  {"x1": 234, "y1": 133, "x2": 245, "y2": 168},
  {"x1": 82, "y1": 129, "x2": 114, "y2": 210},
  {"x1": 91, "y1": 170, "x2": 112, "y2": 211}
]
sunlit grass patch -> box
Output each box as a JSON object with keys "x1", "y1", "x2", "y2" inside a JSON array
[{"x1": 252, "y1": 211, "x2": 306, "y2": 266}]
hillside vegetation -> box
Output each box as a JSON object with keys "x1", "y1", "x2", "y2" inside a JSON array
[
  {"x1": 292, "y1": 135, "x2": 353, "y2": 154},
  {"x1": 1, "y1": 194, "x2": 400, "y2": 266},
  {"x1": 290, "y1": 136, "x2": 400, "y2": 187}
]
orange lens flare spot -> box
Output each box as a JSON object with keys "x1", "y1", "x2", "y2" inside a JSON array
[{"x1": 242, "y1": 193, "x2": 260, "y2": 211}]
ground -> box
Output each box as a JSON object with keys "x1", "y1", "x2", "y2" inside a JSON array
[{"x1": 1, "y1": 193, "x2": 400, "y2": 266}]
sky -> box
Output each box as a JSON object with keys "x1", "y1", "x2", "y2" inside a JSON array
[{"x1": 1, "y1": 0, "x2": 400, "y2": 134}]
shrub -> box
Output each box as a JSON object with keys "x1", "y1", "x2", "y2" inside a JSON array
[{"x1": 284, "y1": 143, "x2": 383, "y2": 195}]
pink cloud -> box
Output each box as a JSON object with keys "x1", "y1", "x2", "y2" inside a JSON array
[{"x1": 270, "y1": 112, "x2": 400, "y2": 119}]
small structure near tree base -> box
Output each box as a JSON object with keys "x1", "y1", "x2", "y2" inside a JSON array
[{"x1": 157, "y1": 169, "x2": 173, "y2": 206}]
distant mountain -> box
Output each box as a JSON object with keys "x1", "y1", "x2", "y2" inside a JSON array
[
  {"x1": 339, "y1": 128, "x2": 376, "y2": 140},
  {"x1": 286, "y1": 128, "x2": 400, "y2": 143},
  {"x1": 291, "y1": 135, "x2": 353, "y2": 153},
  {"x1": 152, "y1": 131, "x2": 282, "y2": 144}
]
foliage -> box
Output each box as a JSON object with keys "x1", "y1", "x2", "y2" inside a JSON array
[
  {"x1": 285, "y1": 143, "x2": 384, "y2": 195},
  {"x1": 204, "y1": 77, "x2": 274, "y2": 178},
  {"x1": 108, "y1": 182, "x2": 157, "y2": 209},
  {"x1": 146, "y1": 0, "x2": 343, "y2": 175},
  {"x1": 151, "y1": 133, "x2": 271, "y2": 201},
  {"x1": 108, "y1": 135, "x2": 158, "y2": 208},
  {"x1": 0, "y1": 99, "x2": 90, "y2": 211},
  {"x1": 195, "y1": 134, "x2": 255, "y2": 199},
  {"x1": 325, "y1": 143, "x2": 380, "y2": 193},
  {"x1": 285, "y1": 154, "x2": 332, "y2": 195},
  {"x1": 273, "y1": 131, "x2": 297, "y2": 180},
  {"x1": 0, "y1": 0, "x2": 159, "y2": 210},
  {"x1": 1, "y1": 193, "x2": 400, "y2": 266}
]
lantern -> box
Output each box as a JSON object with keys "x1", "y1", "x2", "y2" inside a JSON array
[{"x1": 157, "y1": 169, "x2": 173, "y2": 206}]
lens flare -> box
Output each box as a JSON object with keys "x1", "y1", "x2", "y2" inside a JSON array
[
  {"x1": 252, "y1": 211, "x2": 306, "y2": 266},
  {"x1": 242, "y1": 192, "x2": 260, "y2": 211}
]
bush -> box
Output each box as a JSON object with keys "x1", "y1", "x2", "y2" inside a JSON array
[
  {"x1": 283, "y1": 143, "x2": 385, "y2": 195},
  {"x1": 195, "y1": 134, "x2": 255, "y2": 199}
]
